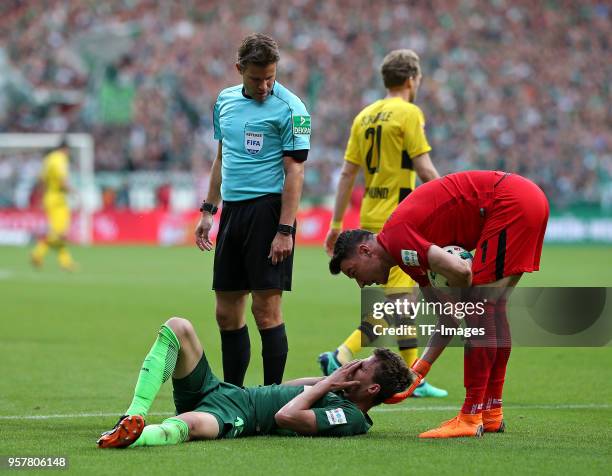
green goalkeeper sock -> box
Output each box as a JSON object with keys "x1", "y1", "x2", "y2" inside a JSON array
[
  {"x1": 129, "y1": 417, "x2": 189, "y2": 447},
  {"x1": 125, "y1": 325, "x2": 180, "y2": 417}
]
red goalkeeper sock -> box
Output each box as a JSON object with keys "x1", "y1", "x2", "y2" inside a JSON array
[
  {"x1": 461, "y1": 346, "x2": 496, "y2": 414},
  {"x1": 461, "y1": 299, "x2": 497, "y2": 414},
  {"x1": 484, "y1": 347, "x2": 511, "y2": 410},
  {"x1": 485, "y1": 299, "x2": 512, "y2": 410}
]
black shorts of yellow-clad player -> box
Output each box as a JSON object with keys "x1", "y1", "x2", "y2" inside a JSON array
[{"x1": 213, "y1": 193, "x2": 296, "y2": 291}]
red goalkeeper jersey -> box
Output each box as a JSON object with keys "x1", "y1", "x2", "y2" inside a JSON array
[{"x1": 377, "y1": 171, "x2": 548, "y2": 286}]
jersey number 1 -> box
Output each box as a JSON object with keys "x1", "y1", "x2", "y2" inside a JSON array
[{"x1": 365, "y1": 126, "x2": 382, "y2": 174}]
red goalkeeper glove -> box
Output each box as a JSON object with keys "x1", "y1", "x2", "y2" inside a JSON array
[{"x1": 383, "y1": 359, "x2": 432, "y2": 404}]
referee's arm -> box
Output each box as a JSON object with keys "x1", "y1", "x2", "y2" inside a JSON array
[
  {"x1": 206, "y1": 141, "x2": 223, "y2": 206},
  {"x1": 279, "y1": 155, "x2": 304, "y2": 227},
  {"x1": 268, "y1": 156, "x2": 305, "y2": 265},
  {"x1": 195, "y1": 141, "x2": 222, "y2": 251}
]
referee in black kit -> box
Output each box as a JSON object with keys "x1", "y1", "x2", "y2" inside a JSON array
[{"x1": 195, "y1": 34, "x2": 310, "y2": 386}]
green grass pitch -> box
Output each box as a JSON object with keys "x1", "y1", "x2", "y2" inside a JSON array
[{"x1": 0, "y1": 244, "x2": 611, "y2": 475}]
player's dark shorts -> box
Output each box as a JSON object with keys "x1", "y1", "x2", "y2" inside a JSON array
[
  {"x1": 471, "y1": 173, "x2": 549, "y2": 285},
  {"x1": 172, "y1": 352, "x2": 256, "y2": 439},
  {"x1": 213, "y1": 193, "x2": 295, "y2": 291}
]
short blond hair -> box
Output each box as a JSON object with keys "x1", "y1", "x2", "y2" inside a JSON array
[{"x1": 380, "y1": 49, "x2": 421, "y2": 88}]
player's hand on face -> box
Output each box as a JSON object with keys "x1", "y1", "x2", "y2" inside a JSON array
[
  {"x1": 325, "y1": 360, "x2": 361, "y2": 391},
  {"x1": 268, "y1": 232, "x2": 293, "y2": 265},
  {"x1": 195, "y1": 214, "x2": 214, "y2": 251},
  {"x1": 324, "y1": 229, "x2": 340, "y2": 257}
]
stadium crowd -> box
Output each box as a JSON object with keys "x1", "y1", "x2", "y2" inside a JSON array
[{"x1": 0, "y1": 0, "x2": 610, "y2": 207}]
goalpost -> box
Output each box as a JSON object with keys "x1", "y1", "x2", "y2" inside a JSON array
[{"x1": 0, "y1": 133, "x2": 95, "y2": 244}]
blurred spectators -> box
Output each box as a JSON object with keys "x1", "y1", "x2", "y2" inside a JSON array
[
  {"x1": 101, "y1": 186, "x2": 117, "y2": 211},
  {"x1": 0, "y1": 0, "x2": 610, "y2": 208},
  {"x1": 156, "y1": 183, "x2": 171, "y2": 211}
]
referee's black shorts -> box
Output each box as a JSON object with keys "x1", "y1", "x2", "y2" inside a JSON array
[{"x1": 213, "y1": 193, "x2": 295, "y2": 292}]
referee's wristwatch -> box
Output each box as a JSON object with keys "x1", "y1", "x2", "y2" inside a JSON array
[
  {"x1": 199, "y1": 201, "x2": 218, "y2": 215},
  {"x1": 277, "y1": 224, "x2": 295, "y2": 236}
]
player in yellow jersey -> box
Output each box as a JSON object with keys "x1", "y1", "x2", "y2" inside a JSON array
[
  {"x1": 30, "y1": 138, "x2": 78, "y2": 271},
  {"x1": 318, "y1": 50, "x2": 446, "y2": 398}
]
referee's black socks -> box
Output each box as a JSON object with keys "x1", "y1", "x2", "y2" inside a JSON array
[
  {"x1": 259, "y1": 323, "x2": 288, "y2": 385},
  {"x1": 220, "y1": 326, "x2": 251, "y2": 387}
]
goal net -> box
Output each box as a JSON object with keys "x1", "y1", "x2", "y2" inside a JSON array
[{"x1": 0, "y1": 133, "x2": 95, "y2": 245}]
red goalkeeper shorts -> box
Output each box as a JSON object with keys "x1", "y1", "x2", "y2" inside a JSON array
[{"x1": 471, "y1": 174, "x2": 549, "y2": 285}]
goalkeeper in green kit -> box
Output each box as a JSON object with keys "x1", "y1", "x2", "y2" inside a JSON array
[{"x1": 97, "y1": 317, "x2": 412, "y2": 447}]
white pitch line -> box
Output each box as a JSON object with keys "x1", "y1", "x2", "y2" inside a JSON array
[
  {"x1": 373, "y1": 403, "x2": 612, "y2": 413},
  {"x1": 0, "y1": 411, "x2": 173, "y2": 420},
  {"x1": 0, "y1": 403, "x2": 610, "y2": 420}
]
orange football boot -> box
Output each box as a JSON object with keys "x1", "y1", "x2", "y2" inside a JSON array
[
  {"x1": 419, "y1": 412, "x2": 484, "y2": 438},
  {"x1": 483, "y1": 407, "x2": 505, "y2": 433},
  {"x1": 97, "y1": 415, "x2": 145, "y2": 448}
]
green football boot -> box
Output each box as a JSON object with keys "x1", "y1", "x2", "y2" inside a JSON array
[{"x1": 412, "y1": 380, "x2": 448, "y2": 398}]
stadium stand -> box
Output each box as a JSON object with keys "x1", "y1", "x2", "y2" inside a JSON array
[{"x1": 0, "y1": 0, "x2": 610, "y2": 208}]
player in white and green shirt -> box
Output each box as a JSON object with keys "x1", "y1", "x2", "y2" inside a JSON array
[{"x1": 97, "y1": 317, "x2": 412, "y2": 447}]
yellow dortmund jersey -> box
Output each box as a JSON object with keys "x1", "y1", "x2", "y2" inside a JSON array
[
  {"x1": 344, "y1": 97, "x2": 431, "y2": 230},
  {"x1": 41, "y1": 150, "x2": 69, "y2": 208}
]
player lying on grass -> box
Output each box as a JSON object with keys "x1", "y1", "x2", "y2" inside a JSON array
[
  {"x1": 329, "y1": 170, "x2": 549, "y2": 438},
  {"x1": 97, "y1": 317, "x2": 412, "y2": 447}
]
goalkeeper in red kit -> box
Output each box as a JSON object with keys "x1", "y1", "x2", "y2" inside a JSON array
[{"x1": 328, "y1": 170, "x2": 549, "y2": 438}]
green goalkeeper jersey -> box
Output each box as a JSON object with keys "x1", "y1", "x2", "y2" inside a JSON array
[
  {"x1": 174, "y1": 354, "x2": 372, "y2": 438},
  {"x1": 245, "y1": 384, "x2": 373, "y2": 437}
]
